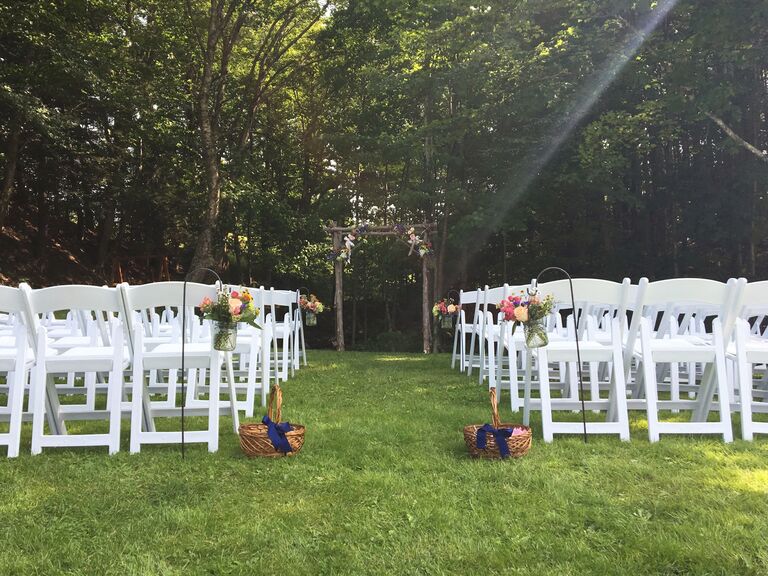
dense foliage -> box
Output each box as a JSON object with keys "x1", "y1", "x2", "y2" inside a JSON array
[{"x1": 1, "y1": 0, "x2": 766, "y2": 347}]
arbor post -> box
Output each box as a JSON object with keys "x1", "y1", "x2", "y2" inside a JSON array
[
  {"x1": 332, "y1": 225, "x2": 345, "y2": 351},
  {"x1": 422, "y1": 246, "x2": 431, "y2": 354}
]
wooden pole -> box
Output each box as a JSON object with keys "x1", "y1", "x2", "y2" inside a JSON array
[
  {"x1": 422, "y1": 249, "x2": 431, "y2": 354},
  {"x1": 332, "y1": 227, "x2": 345, "y2": 351}
]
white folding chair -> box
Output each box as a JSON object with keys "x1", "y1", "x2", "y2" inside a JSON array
[
  {"x1": 520, "y1": 279, "x2": 633, "y2": 441},
  {"x1": 525, "y1": 318, "x2": 630, "y2": 441},
  {"x1": 120, "y1": 281, "x2": 238, "y2": 453},
  {"x1": 734, "y1": 317, "x2": 768, "y2": 440},
  {"x1": 478, "y1": 284, "x2": 509, "y2": 386},
  {"x1": 212, "y1": 285, "x2": 271, "y2": 415},
  {"x1": 630, "y1": 277, "x2": 745, "y2": 442},
  {"x1": 452, "y1": 288, "x2": 479, "y2": 371},
  {"x1": 462, "y1": 288, "x2": 484, "y2": 375},
  {"x1": 20, "y1": 284, "x2": 128, "y2": 455},
  {"x1": 293, "y1": 291, "x2": 308, "y2": 370},
  {"x1": 262, "y1": 288, "x2": 295, "y2": 382},
  {"x1": 0, "y1": 325, "x2": 32, "y2": 457}
]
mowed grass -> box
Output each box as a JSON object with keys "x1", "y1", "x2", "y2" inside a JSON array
[{"x1": 2, "y1": 351, "x2": 768, "y2": 575}]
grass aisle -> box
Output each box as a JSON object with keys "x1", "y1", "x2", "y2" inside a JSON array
[{"x1": 2, "y1": 351, "x2": 768, "y2": 575}]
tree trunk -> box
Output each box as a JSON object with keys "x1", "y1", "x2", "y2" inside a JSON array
[
  {"x1": 0, "y1": 126, "x2": 22, "y2": 230},
  {"x1": 189, "y1": 3, "x2": 223, "y2": 278},
  {"x1": 422, "y1": 254, "x2": 431, "y2": 354},
  {"x1": 34, "y1": 156, "x2": 51, "y2": 261},
  {"x1": 98, "y1": 194, "x2": 116, "y2": 271},
  {"x1": 189, "y1": 108, "x2": 222, "y2": 277}
]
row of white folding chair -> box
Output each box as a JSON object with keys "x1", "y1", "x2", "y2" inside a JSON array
[
  {"x1": 121, "y1": 282, "x2": 285, "y2": 417},
  {"x1": 1, "y1": 281, "x2": 278, "y2": 456},
  {"x1": 466, "y1": 277, "x2": 751, "y2": 443}
]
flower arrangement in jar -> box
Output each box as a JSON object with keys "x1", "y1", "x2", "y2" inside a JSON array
[
  {"x1": 299, "y1": 294, "x2": 325, "y2": 326},
  {"x1": 432, "y1": 297, "x2": 460, "y2": 329},
  {"x1": 498, "y1": 292, "x2": 555, "y2": 348},
  {"x1": 199, "y1": 287, "x2": 260, "y2": 351}
]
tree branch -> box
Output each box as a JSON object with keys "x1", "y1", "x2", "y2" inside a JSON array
[{"x1": 705, "y1": 111, "x2": 768, "y2": 164}]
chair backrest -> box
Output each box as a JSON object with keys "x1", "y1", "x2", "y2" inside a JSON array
[
  {"x1": 458, "y1": 288, "x2": 482, "y2": 328},
  {"x1": 0, "y1": 285, "x2": 30, "y2": 344},
  {"x1": 119, "y1": 281, "x2": 219, "y2": 351},
  {"x1": 459, "y1": 288, "x2": 480, "y2": 306},
  {"x1": 20, "y1": 283, "x2": 124, "y2": 349},
  {"x1": 482, "y1": 284, "x2": 509, "y2": 313},
  {"x1": 638, "y1": 277, "x2": 745, "y2": 342},
  {"x1": 740, "y1": 280, "x2": 768, "y2": 317},
  {"x1": 0, "y1": 285, "x2": 25, "y2": 315}
]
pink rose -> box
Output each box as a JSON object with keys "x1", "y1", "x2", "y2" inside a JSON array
[{"x1": 229, "y1": 298, "x2": 242, "y2": 315}]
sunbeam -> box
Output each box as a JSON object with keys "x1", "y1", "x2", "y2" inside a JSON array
[{"x1": 455, "y1": 0, "x2": 681, "y2": 280}]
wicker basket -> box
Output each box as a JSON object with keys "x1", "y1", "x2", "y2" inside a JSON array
[
  {"x1": 464, "y1": 388, "x2": 532, "y2": 459},
  {"x1": 238, "y1": 385, "x2": 305, "y2": 458}
]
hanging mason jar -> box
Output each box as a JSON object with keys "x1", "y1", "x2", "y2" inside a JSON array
[
  {"x1": 305, "y1": 310, "x2": 317, "y2": 326},
  {"x1": 524, "y1": 318, "x2": 548, "y2": 349},
  {"x1": 441, "y1": 314, "x2": 453, "y2": 329},
  {"x1": 212, "y1": 321, "x2": 237, "y2": 351}
]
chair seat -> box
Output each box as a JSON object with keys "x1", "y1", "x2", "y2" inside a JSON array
[
  {"x1": 142, "y1": 342, "x2": 218, "y2": 370},
  {"x1": 728, "y1": 338, "x2": 768, "y2": 363},
  {"x1": 533, "y1": 340, "x2": 614, "y2": 363},
  {"x1": 46, "y1": 346, "x2": 129, "y2": 372},
  {"x1": 0, "y1": 348, "x2": 35, "y2": 371},
  {"x1": 47, "y1": 335, "x2": 94, "y2": 349},
  {"x1": 635, "y1": 337, "x2": 716, "y2": 363}
]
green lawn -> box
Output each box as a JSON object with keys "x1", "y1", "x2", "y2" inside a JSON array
[{"x1": 2, "y1": 351, "x2": 768, "y2": 575}]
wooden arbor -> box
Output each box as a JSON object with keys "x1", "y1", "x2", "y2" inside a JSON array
[{"x1": 325, "y1": 222, "x2": 436, "y2": 353}]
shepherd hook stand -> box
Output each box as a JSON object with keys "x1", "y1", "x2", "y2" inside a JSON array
[
  {"x1": 181, "y1": 268, "x2": 223, "y2": 458},
  {"x1": 528, "y1": 267, "x2": 588, "y2": 444}
]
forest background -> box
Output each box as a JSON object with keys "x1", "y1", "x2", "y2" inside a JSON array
[{"x1": 1, "y1": 0, "x2": 766, "y2": 349}]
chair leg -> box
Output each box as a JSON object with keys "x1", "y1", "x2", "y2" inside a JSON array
[
  {"x1": 468, "y1": 329, "x2": 477, "y2": 377},
  {"x1": 451, "y1": 325, "x2": 459, "y2": 369},
  {"x1": 713, "y1": 327, "x2": 733, "y2": 443},
  {"x1": 85, "y1": 371, "x2": 97, "y2": 410},
  {"x1": 245, "y1": 348, "x2": 258, "y2": 418},
  {"x1": 45, "y1": 374, "x2": 67, "y2": 436},
  {"x1": 537, "y1": 349, "x2": 553, "y2": 443},
  {"x1": 670, "y1": 362, "x2": 681, "y2": 413},
  {"x1": 224, "y1": 352, "x2": 239, "y2": 433},
  {"x1": 738, "y1": 358, "x2": 754, "y2": 441},
  {"x1": 130, "y1": 359, "x2": 144, "y2": 454},
  {"x1": 523, "y1": 354, "x2": 533, "y2": 427},
  {"x1": 611, "y1": 342, "x2": 631, "y2": 441},
  {"x1": 589, "y1": 360, "x2": 600, "y2": 413},
  {"x1": 641, "y1": 360, "x2": 660, "y2": 443},
  {"x1": 208, "y1": 354, "x2": 221, "y2": 453},
  {"x1": 7, "y1": 367, "x2": 27, "y2": 458},
  {"x1": 30, "y1": 362, "x2": 49, "y2": 455},
  {"x1": 108, "y1": 366, "x2": 122, "y2": 455}
]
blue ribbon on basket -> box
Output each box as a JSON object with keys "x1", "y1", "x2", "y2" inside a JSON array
[
  {"x1": 476, "y1": 424, "x2": 513, "y2": 458},
  {"x1": 262, "y1": 416, "x2": 294, "y2": 453}
]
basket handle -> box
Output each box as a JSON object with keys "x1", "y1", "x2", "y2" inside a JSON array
[
  {"x1": 489, "y1": 387, "x2": 501, "y2": 429},
  {"x1": 267, "y1": 384, "x2": 283, "y2": 423}
]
